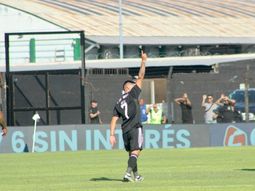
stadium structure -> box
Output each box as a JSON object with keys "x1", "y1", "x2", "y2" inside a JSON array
[{"x1": 0, "y1": 0, "x2": 255, "y2": 125}]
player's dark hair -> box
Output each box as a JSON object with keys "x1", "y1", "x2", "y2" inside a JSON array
[{"x1": 122, "y1": 80, "x2": 135, "y2": 90}]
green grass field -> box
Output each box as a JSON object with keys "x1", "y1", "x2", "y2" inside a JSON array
[{"x1": 0, "y1": 147, "x2": 254, "y2": 191}]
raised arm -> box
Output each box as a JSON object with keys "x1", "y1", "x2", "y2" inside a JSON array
[
  {"x1": 184, "y1": 93, "x2": 192, "y2": 106},
  {"x1": 226, "y1": 96, "x2": 236, "y2": 106},
  {"x1": 174, "y1": 97, "x2": 183, "y2": 105},
  {"x1": 201, "y1": 95, "x2": 207, "y2": 108},
  {"x1": 136, "y1": 51, "x2": 147, "y2": 89},
  {"x1": 215, "y1": 94, "x2": 225, "y2": 105}
]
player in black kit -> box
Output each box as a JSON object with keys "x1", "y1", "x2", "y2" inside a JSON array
[{"x1": 110, "y1": 51, "x2": 147, "y2": 182}]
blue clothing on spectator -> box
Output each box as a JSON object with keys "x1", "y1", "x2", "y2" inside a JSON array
[{"x1": 140, "y1": 104, "x2": 148, "y2": 123}]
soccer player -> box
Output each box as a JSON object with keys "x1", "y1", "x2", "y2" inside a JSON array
[{"x1": 110, "y1": 51, "x2": 147, "y2": 182}]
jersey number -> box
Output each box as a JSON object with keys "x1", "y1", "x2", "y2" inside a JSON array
[{"x1": 121, "y1": 101, "x2": 129, "y2": 119}]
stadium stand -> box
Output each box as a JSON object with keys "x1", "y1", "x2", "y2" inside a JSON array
[
  {"x1": 2, "y1": 0, "x2": 255, "y2": 62},
  {"x1": 1, "y1": 0, "x2": 255, "y2": 40},
  {"x1": 1, "y1": 0, "x2": 255, "y2": 63}
]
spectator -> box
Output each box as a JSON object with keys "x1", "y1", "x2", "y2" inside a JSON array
[
  {"x1": 0, "y1": 112, "x2": 7, "y2": 136},
  {"x1": 233, "y1": 109, "x2": 243, "y2": 123},
  {"x1": 139, "y1": 99, "x2": 148, "y2": 124},
  {"x1": 213, "y1": 94, "x2": 236, "y2": 123},
  {"x1": 161, "y1": 100, "x2": 169, "y2": 123},
  {"x1": 147, "y1": 103, "x2": 167, "y2": 124},
  {"x1": 175, "y1": 93, "x2": 193, "y2": 124},
  {"x1": 201, "y1": 94, "x2": 218, "y2": 124},
  {"x1": 89, "y1": 100, "x2": 102, "y2": 124}
]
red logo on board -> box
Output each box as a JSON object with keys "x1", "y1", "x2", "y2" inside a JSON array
[{"x1": 224, "y1": 126, "x2": 247, "y2": 146}]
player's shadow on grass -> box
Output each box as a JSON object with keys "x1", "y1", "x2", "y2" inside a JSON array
[
  {"x1": 240, "y1": 169, "x2": 255, "y2": 172},
  {"x1": 90, "y1": 177, "x2": 123, "y2": 182}
]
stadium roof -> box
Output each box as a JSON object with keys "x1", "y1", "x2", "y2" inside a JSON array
[
  {"x1": 2, "y1": 53, "x2": 255, "y2": 72},
  {"x1": 1, "y1": 0, "x2": 255, "y2": 45}
]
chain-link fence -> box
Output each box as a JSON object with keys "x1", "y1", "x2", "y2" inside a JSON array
[{"x1": 167, "y1": 60, "x2": 255, "y2": 124}]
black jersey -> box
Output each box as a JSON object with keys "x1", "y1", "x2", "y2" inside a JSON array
[
  {"x1": 180, "y1": 103, "x2": 193, "y2": 124},
  {"x1": 113, "y1": 85, "x2": 141, "y2": 133},
  {"x1": 89, "y1": 107, "x2": 100, "y2": 124}
]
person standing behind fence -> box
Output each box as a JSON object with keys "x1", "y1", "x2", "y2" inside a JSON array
[
  {"x1": 147, "y1": 103, "x2": 167, "y2": 124},
  {"x1": 213, "y1": 94, "x2": 236, "y2": 123},
  {"x1": 0, "y1": 112, "x2": 7, "y2": 136},
  {"x1": 139, "y1": 99, "x2": 148, "y2": 124},
  {"x1": 201, "y1": 94, "x2": 218, "y2": 124},
  {"x1": 0, "y1": 76, "x2": 7, "y2": 135},
  {"x1": 175, "y1": 93, "x2": 193, "y2": 124},
  {"x1": 89, "y1": 100, "x2": 102, "y2": 124}
]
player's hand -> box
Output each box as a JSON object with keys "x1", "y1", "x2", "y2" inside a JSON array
[
  {"x1": 2, "y1": 127, "x2": 7, "y2": 136},
  {"x1": 110, "y1": 135, "x2": 116, "y2": 148},
  {"x1": 141, "y1": 50, "x2": 147, "y2": 62},
  {"x1": 183, "y1": 93, "x2": 188, "y2": 99},
  {"x1": 202, "y1": 95, "x2": 207, "y2": 100}
]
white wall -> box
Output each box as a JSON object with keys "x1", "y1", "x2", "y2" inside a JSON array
[{"x1": 0, "y1": 4, "x2": 66, "y2": 64}]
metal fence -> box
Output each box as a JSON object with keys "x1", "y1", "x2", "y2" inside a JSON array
[{"x1": 3, "y1": 31, "x2": 86, "y2": 126}]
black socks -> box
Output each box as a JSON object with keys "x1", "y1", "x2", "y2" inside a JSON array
[{"x1": 127, "y1": 154, "x2": 138, "y2": 174}]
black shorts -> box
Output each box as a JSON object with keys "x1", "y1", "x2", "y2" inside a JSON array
[{"x1": 122, "y1": 126, "x2": 143, "y2": 152}]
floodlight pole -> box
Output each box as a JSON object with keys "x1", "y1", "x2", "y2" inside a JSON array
[
  {"x1": 80, "y1": 31, "x2": 86, "y2": 124},
  {"x1": 244, "y1": 65, "x2": 249, "y2": 122},
  {"x1": 4, "y1": 33, "x2": 13, "y2": 125},
  {"x1": 119, "y1": 0, "x2": 124, "y2": 59}
]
